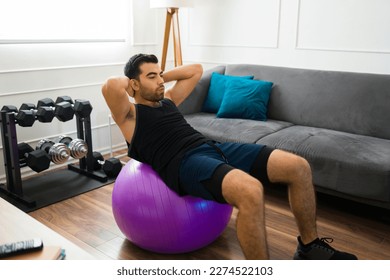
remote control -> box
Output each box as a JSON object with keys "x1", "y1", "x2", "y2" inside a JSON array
[{"x1": 0, "y1": 238, "x2": 43, "y2": 258}]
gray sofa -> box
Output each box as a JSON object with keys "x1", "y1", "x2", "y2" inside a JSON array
[{"x1": 178, "y1": 64, "x2": 390, "y2": 210}]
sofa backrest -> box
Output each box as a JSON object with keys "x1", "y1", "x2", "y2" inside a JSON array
[
  {"x1": 224, "y1": 64, "x2": 390, "y2": 139},
  {"x1": 179, "y1": 65, "x2": 226, "y2": 115}
]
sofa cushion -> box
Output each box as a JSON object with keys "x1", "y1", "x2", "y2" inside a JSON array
[
  {"x1": 217, "y1": 78, "x2": 273, "y2": 121},
  {"x1": 258, "y1": 126, "x2": 390, "y2": 203},
  {"x1": 202, "y1": 72, "x2": 254, "y2": 113},
  {"x1": 184, "y1": 112, "x2": 293, "y2": 143}
]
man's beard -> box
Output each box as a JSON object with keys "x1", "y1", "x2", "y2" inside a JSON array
[{"x1": 142, "y1": 91, "x2": 164, "y2": 102}]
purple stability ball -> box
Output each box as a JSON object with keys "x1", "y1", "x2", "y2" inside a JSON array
[{"x1": 112, "y1": 159, "x2": 233, "y2": 254}]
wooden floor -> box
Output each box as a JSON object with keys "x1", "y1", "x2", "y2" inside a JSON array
[{"x1": 29, "y1": 156, "x2": 390, "y2": 260}]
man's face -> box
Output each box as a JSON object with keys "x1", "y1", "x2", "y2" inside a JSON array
[{"x1": 137, "y1": 62, "x2": 165, "y2": 103}]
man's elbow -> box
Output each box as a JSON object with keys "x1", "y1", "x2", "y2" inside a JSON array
[
  {"x1": 101, "y1": 78, "x2": 117, "y2": 98},
  {"x1": 194, "y1": 64, "x2": 203, "y2": 76},
  {"x1": 101, "y1": 82, "x2": 108, "y2": 97},
  {"x1": 191, "y1": 64, "x2": 203, "y2": 80}
]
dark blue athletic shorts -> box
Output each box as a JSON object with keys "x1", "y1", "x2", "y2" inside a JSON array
[{"x1": 178, "y1": 141, "x2": 274, "y2": 203}]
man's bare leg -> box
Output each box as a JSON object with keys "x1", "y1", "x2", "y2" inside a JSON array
[
  {"x1": 267, "y1": 150, "x2": 318, "y2": 244},
  {"x1": 221, "y1": 149, "x2": 356, "y2": 260},
  {"x1": 266, "y1": 150, "x2": 357, "y2": 259},
  {"x1": 221, "y1": 169, "x2": 269, "y2": 259},
  {"x1": 220, "y1": 149, "x2": 318, "y2": 259}
]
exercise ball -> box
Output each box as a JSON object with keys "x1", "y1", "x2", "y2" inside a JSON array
[{"x1": 112, "y1": 159, "x2": 233, "y2": 254}]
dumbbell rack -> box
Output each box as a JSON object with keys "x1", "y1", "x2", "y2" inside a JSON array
[
  {"x1": 0, "y1": 103, "x2": 113, "y2": 211},
  {"x1": 0, "y1": 111, "x2": 29, "y2": 205},
  {"x1": 67, "y1": 113, "x2": 108, "y2": 181}
]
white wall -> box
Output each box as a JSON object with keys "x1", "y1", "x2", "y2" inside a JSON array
[{"x1": 1, "y1": 0, "x2": 390, "y2": 181}]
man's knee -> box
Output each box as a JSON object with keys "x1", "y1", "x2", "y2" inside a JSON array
[
  {"x1": 267, "y1": 150, "x2": 312, "y2": 184},
  {"x1": 221, "y1": 169, "x2": 264, "y2": 208},
  {"x1": 293, "y1": 155, "x2": 312, "y2": 177},
  {"x1": 283, "y1": 154, "x2": 313, "y2": 186}
]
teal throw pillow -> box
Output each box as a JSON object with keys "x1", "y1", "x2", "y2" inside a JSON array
[
  {"x1": 202, "y1": 72, "x2": 254, "y2": 113},
  {"x1": 217, "y1": 78, "x2": 273, "y2": 121}
]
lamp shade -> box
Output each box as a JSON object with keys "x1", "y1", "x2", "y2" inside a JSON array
[{"x1": 150, "y1": 0, "x2": 193, "y2": 8}]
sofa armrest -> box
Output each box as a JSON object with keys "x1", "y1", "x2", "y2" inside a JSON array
[{"x1": 178, "y1": 65, "x2": 225, "y2": 115}]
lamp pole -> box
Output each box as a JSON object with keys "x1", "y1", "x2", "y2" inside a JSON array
[{"x1": 161, "y1": 7, "x2": 182, "y2": 71}]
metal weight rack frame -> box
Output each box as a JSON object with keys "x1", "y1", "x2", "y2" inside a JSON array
[{"x1": 0, "y1": 101, "x2": 111, "y2": 210}]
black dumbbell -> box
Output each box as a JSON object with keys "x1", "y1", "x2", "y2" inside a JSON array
[
  {"x1": 1, "y1": 105, "x2": 35, "y2": 127},
  {"x1": 92, "y1": 151, "x2": 122, "y2": 178},
  {"x1": 36, "y1": 139, "x2": 70, "y2": 164},
  {"x1": 17, "y1": 142, "x2": 50, "y2": 172},
  {"x1": 55, "y1": 96, "x2": 93, "y2": 118},
  {"x1": 58, "y1": 135, "x2": 88, "y2": 159},
  {"x1": 36, "y1": 98, "x2": 74, "y2": 122},
  {"x1": 19, "y1": 103, "x2": 55, "y2": 123}
]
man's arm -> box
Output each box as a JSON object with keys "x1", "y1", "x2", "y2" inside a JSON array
[
  {"x1": 164, "y1": 64, "x2": 203, "y2": 106},
  {"x1": 101, "y1": 77, "x2": 135, "y2": 127}
]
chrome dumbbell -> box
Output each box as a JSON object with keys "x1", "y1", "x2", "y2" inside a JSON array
[
  {"x1": 36, "y1": 139, "x2": 70, "y2": 165},
  {"x1": 58, "y1": 135, "x2": 88, "y2": 159}
]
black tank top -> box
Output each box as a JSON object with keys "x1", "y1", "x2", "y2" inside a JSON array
[{"x1": 128, "y1": 98, "x2": 206, "y2": 193}]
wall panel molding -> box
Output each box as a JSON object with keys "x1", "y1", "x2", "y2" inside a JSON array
[
  {"x1": 0, "y1": 63, "x2": 124, "y2": 96},
  {"x1": 0, "y1": 62, "x2": 125, "y2": 75},
  {"x1": 188, "y1": 0, "x2": 281, "y2": 49},
  {"x1": 295, "y1": 0, "x2": 390, "y2": 54},
  {"x1": 0, "y1": 83, "x2": 102, "y2": 98},
  {"x1": 0, "y1": 39, "x2": 126, "y2": 45}
]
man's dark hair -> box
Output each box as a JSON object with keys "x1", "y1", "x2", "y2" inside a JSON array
[{"x1": 124, "y1": 54, "x2": 159, "y2": 80}]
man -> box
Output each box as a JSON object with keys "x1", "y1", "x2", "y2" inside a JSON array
[{"x1": 102, "y1": 53, "x2": 357, "y2": 260}]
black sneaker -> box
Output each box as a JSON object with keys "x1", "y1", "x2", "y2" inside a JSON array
[{"x1": 293, "y1": 236, "x2": 358, "y2": 260}]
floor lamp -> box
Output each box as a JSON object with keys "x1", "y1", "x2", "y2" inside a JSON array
[{"x1": 150, "y1": 0, "x2": 193, "y2": 71}]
